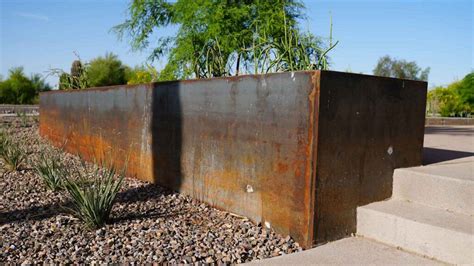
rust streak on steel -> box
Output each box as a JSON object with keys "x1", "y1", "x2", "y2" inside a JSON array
[{"x1": 39, "y1": 70, "x2": 427, "y2": 248}]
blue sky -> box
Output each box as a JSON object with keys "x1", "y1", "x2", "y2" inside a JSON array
[{"x1": 0, "y1": 0, "x2": 472, "y2": 88}]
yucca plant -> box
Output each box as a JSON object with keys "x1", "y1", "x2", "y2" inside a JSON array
[
  {"x1": 62, "y1": 162, "x2": 125, "y2": 228},
  {"x1": 0, "y1": 133, "x2": 27, "y2": 172},
  {"x1": 35, "y1": 152, "x2": 66, "y2": 191},
  {"x1": 16, "y1": 111, "x2": 29, "y2": 128}
]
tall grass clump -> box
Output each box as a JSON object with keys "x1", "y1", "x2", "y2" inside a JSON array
[
  {"x1": 0, "y1": 131, "x2": 27, "y2": 171},
  {"x1": 192, "y1": 13, "x2": 338, "y2": 79},
  {"x1": 16, "y1": 111, "x2": 30, "y2": 127},
  {"x1": 35, "y1": 152, "x2": 66, "y2": 191},
  {"x1": 62, "y1": 161, "x2": 125, "y2": 228}
]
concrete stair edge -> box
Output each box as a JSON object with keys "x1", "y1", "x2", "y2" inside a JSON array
[
  {"x1": 393, "y1": 168, "x2": 474, "y2": 215},
  {"x1": 357, "y1": 199, "x2": 474, "y2": 265}
]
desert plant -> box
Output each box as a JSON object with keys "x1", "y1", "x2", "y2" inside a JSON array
[
  {"x1": 62, "y1": 161, "x2": 125, "y2": 228},
  {"x1": 35, "y1": 152, "x2": 66, "y2": 191},
  {"x1": 16, "y1": 111, "x2": 29, "y2": 127},
  {"x1": 0, "y1": 134, "x2": 27, "y2": 171}
]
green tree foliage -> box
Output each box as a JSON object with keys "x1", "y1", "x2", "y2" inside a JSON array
[
  {"x1": 57, "y1": 53, "x2": 130, "y2": 89},
  {"x1": 30, "y1": 73, "x2": 52, "y2": 94},
  {"x1": 0, "y1": 67, "x2": 46, "y2": 104},
  {"x1": 457, "y1": 72, "x2": 474, "y2": 106},
  {"x1": 427, "y1": 72, "x2": 473, "y2": 117},
  {"x1": 373, "y1": 55, "x2": 430, "y2": 81},
  {"x1": 114, "y1": 0, "x2": 335, "y2": 80},
  {"x1": 126, "y1": 64, "x2": 159, "y2": 85},
  {"x1": 87, "y1": 53, "x2": 130, "y2": 87}
]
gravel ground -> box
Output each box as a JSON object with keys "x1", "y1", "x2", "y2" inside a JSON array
[{"x1": 0, "y1": 118, "x2": 302, "y2": 264}]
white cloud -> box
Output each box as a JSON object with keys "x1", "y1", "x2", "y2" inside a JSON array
[{"x1": 15, "y1": 12, "x2": 50, "y2": 22}]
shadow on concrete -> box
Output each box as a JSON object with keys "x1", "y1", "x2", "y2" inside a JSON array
[
  {"x1": 423, "y1": 147, "x2": 474, "y2": 165},
  {"x1": 425, "y1": 126, "x2": 474, "y2": 136}
]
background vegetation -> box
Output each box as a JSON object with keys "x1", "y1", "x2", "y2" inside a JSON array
[
  {"x1": 54, "y1": 52, "x2": 158, "y2": 90},
  {"x1": 427, "y1": 72, "x2": 473, "y2": 117},
  {"x1": 373, "y1": 55, "x2": 430, "y2": 81},
  {"x1": 0, "y1": 67, "x2": 51, "y2": 104}
]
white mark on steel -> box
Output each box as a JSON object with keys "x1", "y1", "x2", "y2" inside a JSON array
[
  {"x1": 291, "y1": 72, "x2": 296, "y2": 81},
  {"x1": 265, "y1": 221, "x2": 271, "y2": 229},
  {"x1": 246, "y1": 185, "x2": 254, "y2": 193},
  {"x1": 387, "y1": 146, "x2": 393, "y2": 155}
]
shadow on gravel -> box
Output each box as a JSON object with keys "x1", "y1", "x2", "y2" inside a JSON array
[
  {"x1": 115, "y1": 183, "x2": 171, "y2": 204},
  {"x1": 0, "y1": 201, "x2": 71, "y2": 225},
  {"x1": 423, "y1": 147, "x2": 474, "y2": 165},
  {"x1": 112, "y1": 183, "x2": 192, "y2": 224},
  {"x1": 0, "y1": 183, "x2": 181, "y2": 225}
]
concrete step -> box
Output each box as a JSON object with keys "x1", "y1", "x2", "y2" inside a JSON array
[
  {"x1": 393, "y1": 157, "x2": 474, "y2": 215},
  {"x1": 248, "y1": 237, "x2": 445, "y2": 265},
  {"x1": 357, "y1": 199, "x2": 473, "y2": 264}
]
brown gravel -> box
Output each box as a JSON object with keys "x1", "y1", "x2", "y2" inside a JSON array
[{"x1": 0, "y1": 118, "x2": 302, "y2": 264}]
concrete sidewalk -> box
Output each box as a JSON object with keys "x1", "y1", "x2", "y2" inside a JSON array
[
  {"x1": 250, "y1": 237, "x2": 445, "y2": 265},
  {"x1": 248, "y1": 126, "x2": 473, "y2": 265},
  {"x1": 423, "y1": 125, "x2": 474, "y2": 164}
]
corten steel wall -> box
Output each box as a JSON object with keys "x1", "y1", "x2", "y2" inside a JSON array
[
  {"x1": 39, "y1": 70, "x2": 427, "y2": 248},
  {"x1": 313, "y1": 71, "x2": 426, "y2": 243}
]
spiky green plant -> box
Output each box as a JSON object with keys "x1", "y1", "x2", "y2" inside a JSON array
[
  {"x1": 35, "y1": 152, "x2": 66, "y2": 191},
  {"x1": 16, "y1": 111, "x2": 29, "y2": 127},
  {"x1": 0, "y1": 133, "x2": 27, "y2": 171},
  {"x1": 0, "y1": 130, "x2": 7, "y2": 151},
  {"x1": 62, "y1": 162, "x2": 125, "y2": 228}
]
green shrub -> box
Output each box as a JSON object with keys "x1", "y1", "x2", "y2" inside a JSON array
[
  {"x1": 35, "y1": 152, "x2": 66, "y2": 191},
  {"x1": 427, "y1": 72, "x2": 473, "y2": 117},
  {"x1": 87, "y1": 53, "x2": 129, "y2": 87},
  {"x1": 0, "y1": 134, "x2": 27, "y2": 171},
  {"x1": 0, "y1": 67, "x2": 37, "y2": 104},
  {"x1": 63, "y1": 162, "x2": 125, "y2": 228}
]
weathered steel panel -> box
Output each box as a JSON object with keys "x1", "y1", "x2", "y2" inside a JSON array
[
  {"x1": 40, "y1": 72, "x2": 319, "y2": 248},
  {"x1": 39, "y1": 70, "x2": 427, "y2": 248},
  {"x1": 313, "y1": 71, "x2": 427, "y2": 243}
]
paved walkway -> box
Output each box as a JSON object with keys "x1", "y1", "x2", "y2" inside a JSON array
[
  {"x1": 248, "y1": 125, "x2": 473, "y2": 265},
  {"x1": 250, "y1": 237, "x2": 444, "y2": 265},
  {"x1": 423, "y1": 125, "x2": 474, "y2": 164}
]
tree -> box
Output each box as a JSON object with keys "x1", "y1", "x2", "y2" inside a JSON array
[
  {"x1": 114, "y1": 0, "x2": 334, "y2": 81},
  {"x1": 87, "y1": 52, "x2": 129, "y2": 87},
  {"x1": 457, "y1": 72, "x2": 474, "y2": 106},
  {"x1": 30, "y1": 74, "x2": 52, "y2": 94},
  {"x1": 427, "y1": 72, "x2": 473, "y2": 117},
  {"x1": 373, "y1": 55, "x2": 430, "y2": 81},
  {"x1": 0, "y1": 67, "x2": 37, "y2": 104}
]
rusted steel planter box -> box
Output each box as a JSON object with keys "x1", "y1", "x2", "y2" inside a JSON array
[{"x1": 39, "y1": 70, "x2": 427, "y2": 248}]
